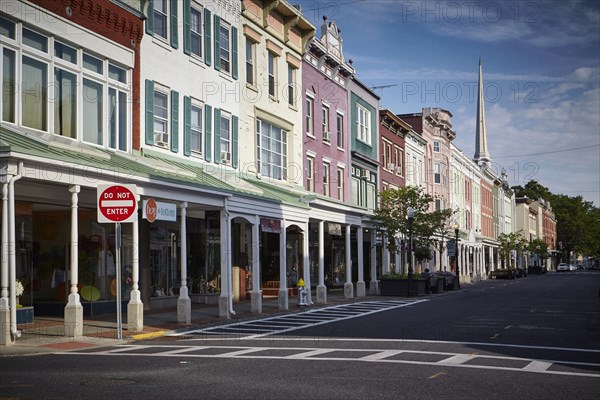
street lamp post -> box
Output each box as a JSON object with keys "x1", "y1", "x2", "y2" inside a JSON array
[
  {"x1": 407, "y1": 207, "x2": 415, "y2": 297},
  {"x1": 454, "y1": 225, "x2": 461, "y2": 289}
]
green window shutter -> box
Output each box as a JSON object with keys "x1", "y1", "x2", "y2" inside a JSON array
[
  {"x1": 183, "y1": 96, "x2": 191, "y2": 156},
  {"x1": 170, "y1": 0, "x2": 178, "y2": 49},
  {"x1": 146, "y1": 0, "x2": 154, "y2": 35},
  {"x1": 213, "y1": 15, "x2": 221, "y2": 71},
  {"x1": 231, "y1": 26, "x2": 238, "y2": 80},
  {"x1": 145, "y1": 79, "x2": 155, "y2": 145},
  {"x1": 204, "y1": 9, "x2": 212, "y2": 66},
  {"x1": 171, "y1": 90, "x2": 179, "y2": 153},
  {"x1": 204, "y1": 104, "x2": 212, "y2": 162},
  {"x1": 183, "y1": 0, "x2": 191, "y2": 55},
  {"x1": 213, "y1": 108, "x2": 221, "y2": 163},
  {"x1": 232, "y1": 115, "x2": 239, "y2": 168}
]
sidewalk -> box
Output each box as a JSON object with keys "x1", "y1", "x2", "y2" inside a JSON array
[{"x1": 1, "y1": 288, "x2": 400, "y2": 357}]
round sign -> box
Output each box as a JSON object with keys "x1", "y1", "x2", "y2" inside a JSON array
[
  {"x1": 98, "y1": 185, "x2": 137, "y2": 222},
  {"x1": 145, "y1": 198, "x2": 157, "y2": 223}
]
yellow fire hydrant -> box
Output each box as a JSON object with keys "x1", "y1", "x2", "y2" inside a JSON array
[{"x1": 297, "y1": 278, "x2": 309, "y2": 306}]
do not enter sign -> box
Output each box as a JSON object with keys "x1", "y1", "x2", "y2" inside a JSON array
[{"x1": 97, "y1": 184, "x2": 138, "y2": 223}]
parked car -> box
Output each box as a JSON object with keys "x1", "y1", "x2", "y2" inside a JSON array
[
  {"x1": 569, "y1": 264, "x2": 577, "y2": 271},
  {"x1": 557, "y1": 263, "x2": 570, "y2": 272}
]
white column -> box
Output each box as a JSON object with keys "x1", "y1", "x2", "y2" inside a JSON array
[
  {"x1": 394, "y1": 236, "x2": 401, "y2": 274},
  {"x1": 64, "y1": 185, "x2": 82, "y2": 337},
  {"x1": 369, "y1": 229, "x2": 379, "y2": 295},
  {"x1": 344, "y1": 224, "x2": 353, "y2": 298},
  {"x1": 302, "y1": 223, "x2": 311, "y2": 304},
  {"x1": 251, "y1": 216, "x2": 262, "y2": 313},
  {"x1": 356, "y1": 227, "x2": 365, "y2": 297},
  {"x1": 278, "y1": 220, "x2": 288, "y2": 310},
  {"x1": 127, "y1": 212, "x2": 143, "y2": 332},
  {"x1": 177, "y1": 202, "x2": 191, "y2": 324},
  {"x1": 1, "y1": 182, "x2": 11, "y2": 345},
  {"x1": 219, "y1": 209, "x2": 230, "y2": 318},
  {"x1": 316, "y1": 221, "x2": 327, "y2": 304},
  {"x1": 370, "y1": 230, "x2": 376, "y2": 273},
  {"x1": 382, "y1": 233, "x2": 389, "y2": 274}
]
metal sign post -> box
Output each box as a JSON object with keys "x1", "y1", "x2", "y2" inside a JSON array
[
  {"x1": 115, "y1": 223, "x2": 122, "y2": 340},
  {"x1": 97, "y1": 184, "x2": 137, "y2": 341}
]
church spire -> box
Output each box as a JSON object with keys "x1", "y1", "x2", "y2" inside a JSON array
[{"x1": 474, "y1": 58, "x2": 491, "y2": 166}]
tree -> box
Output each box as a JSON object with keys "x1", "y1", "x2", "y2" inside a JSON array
[
  {"x1": 528, "y1": 238, "x2": 549, "y2": 267},
  {"x1": 498, "y1": 231, "x2": 528, "y2": 269},
  {"x1": 374, "y1": 186, "x2": 454, "y2": 268}
]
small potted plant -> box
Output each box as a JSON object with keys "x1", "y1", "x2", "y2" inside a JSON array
[{"x1": 15, "y1": 279, "x2": 24, "y2": 308}]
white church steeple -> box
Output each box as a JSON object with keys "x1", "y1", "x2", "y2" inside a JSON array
[{"x1": 474, "y1": 58, "x2": 491, "y2": 166}]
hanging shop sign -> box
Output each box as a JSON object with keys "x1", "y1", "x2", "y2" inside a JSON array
[
  {"x1": 143, "y1": 198, "x2": 177, "y2": 222},
  {"x1": 260, "y1": 217, "x2": 281, "y2": 233}
]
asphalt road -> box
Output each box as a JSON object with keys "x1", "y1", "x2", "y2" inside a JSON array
[{"x1": 2, "y1": 272, "x2": 599, "y2": 400}]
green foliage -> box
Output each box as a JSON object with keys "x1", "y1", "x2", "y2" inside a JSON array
[
  {"x1": 528, "y1": 238, "x2": 549, "y2": 261},
  {"x1": 498, "y1": 231, "x2": 528, "y2": 268},
  {"x1": 374, "y1": 186, "x2": 455, "y2": 255},
  {"x1": 511, "y1": 180, "x2": 600, "y2": 261},
  {"x1": 381, "y1": 272, "x2": 421, "y2": 279}
]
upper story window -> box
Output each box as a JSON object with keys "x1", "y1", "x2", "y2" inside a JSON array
[
  {"x1": 306, "y1": 155, "x2": 315, "y2": 192},
  {"x1": 434, "y1": 162, "x2": 441, "y2": 184},
  {"x1": 323, "y1": 162, "x2": 330, "y2": 197},
  {"x1": 336, "y1": 112, "x2": 344, "y2": 149},
  {"x1": 337, "y1": 167, "x2": 344, "y2": 201},
  {"x1": 190, "y1": 5, "x2": 203, "y2": 58},
  {"x1": 306, "y1": 95, "x2": 314, "y2": 136},
  {"x1": 287, "y1": 64, "x2": 296, "y2": 107},
  {"x1": 433, "y1": 140, "x2": 440, "y2": 152},
  {"x1": 1, "y1": 18, "x2": 130, "y2": 151},
  {"x1": 268, "y1": 52, "x2": 276, "y2": 97},
  {"x1": 190, "y1": 102, "x2": 203, "y2": 155},
  {"x1": 395, "y1": 146, "x2": 403, "y2": 176},
  {"x1": 218, "y1": 21, "x2": 230, "y2": 72},
  {"x1": 153, "y1": 88, "x2": 169, "y2": 146},
  {"x1": 213, "y1": 15, "x2": 237, "y2": 79},
  {"x1": 357, "y1": 103, "x2": 371, "y2": 145},
  {"x1": 382, "y1": 140, "x2": 392, "y2": 170},
  {"x1": 322, "y1": 105, "x2": 330, "y2": 143},
  {"x1": 246, "y1": 38, "x2": 255, "y2": 85},
  {"x1": 219, "y1": 112, "x2": 231, "y2": 164},
  {"x1": 153, "y1": 0, "x2": 168, "y2": 40},
  {"x1": 257, "y1": 119, "x2": 287, "y2": 180}
]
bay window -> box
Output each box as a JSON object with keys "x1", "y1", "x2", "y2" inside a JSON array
[
  {"x1": 257, "y1": 119, "x2": 287, "y2": 180},
  {"x1": 1, "y1": 17, "x2": 131, "y2": 151}
]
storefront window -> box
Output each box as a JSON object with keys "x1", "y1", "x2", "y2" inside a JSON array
[{"x1": 13, "y1": 203, "x2": 133, "y2": 306}]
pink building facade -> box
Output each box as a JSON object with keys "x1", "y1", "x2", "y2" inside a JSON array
[{"x1": 302, "y1": 17, "x2": 354, "y2": 201}]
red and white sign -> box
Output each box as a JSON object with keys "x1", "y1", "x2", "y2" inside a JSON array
[
  {"x1": 144, "y1": 198, "x2": 157, "y2": 223},
  {"x1": 97, "y1": 184, "x2": 138, "y2": 223}
]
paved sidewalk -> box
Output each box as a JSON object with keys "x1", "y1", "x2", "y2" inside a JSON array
[{"x1": 1, "y1": 289, "x2": 408, "y2": 356}]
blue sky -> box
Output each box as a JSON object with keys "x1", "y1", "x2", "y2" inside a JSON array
[{"x1": 296, "y1": 0, "x2": 600, "y2": 206}]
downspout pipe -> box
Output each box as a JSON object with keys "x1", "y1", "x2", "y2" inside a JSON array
[{"x1": 8, "y1": 161, "x2": 23, "y2": 338}]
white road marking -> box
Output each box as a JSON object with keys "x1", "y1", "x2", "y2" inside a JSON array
[
  {"x1": 61, "y1": 344, "x2": 600, "y2": 378},
  {"x1": 173, "y1": 300, "x2": 427, "y2": 339}
]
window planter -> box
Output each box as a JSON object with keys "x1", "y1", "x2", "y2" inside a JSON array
[
  {"x1": 380, "y1": 278, "x2": 427, "y2": 297},
  {"x1": 16, "y1": 306, "x2": 34, "y2": 324}
]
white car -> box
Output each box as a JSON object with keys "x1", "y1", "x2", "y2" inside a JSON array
[{"x1": 557, "y1": 263, "x2": 570, "y2": 272}]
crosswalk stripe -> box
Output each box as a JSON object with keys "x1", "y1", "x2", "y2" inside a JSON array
[{"x1": 173, "y1": 299, "x2": 427, "y2": 338}]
